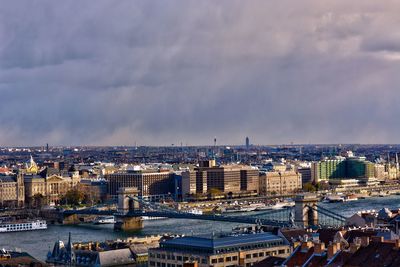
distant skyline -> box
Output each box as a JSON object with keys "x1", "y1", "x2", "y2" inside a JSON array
[{"x1": 1, "y1": 1, "x2": 400, "y2": 146}]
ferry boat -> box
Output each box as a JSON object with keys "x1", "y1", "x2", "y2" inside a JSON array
[
  {"x1": 93, "y1": 216, "x2": 116, "y2": 224},
  {"x1": 0, "y1": 220, "x2": 47, "y2": 233},
  {"x1": 322, "y1": 195, "x2": 345, "y2": 203}
]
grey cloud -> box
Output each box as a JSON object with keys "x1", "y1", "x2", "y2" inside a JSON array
[{"x1": 1, "y1": 1, "x2": 400, "y2": 146}]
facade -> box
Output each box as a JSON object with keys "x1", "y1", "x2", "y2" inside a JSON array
[
  {"x1": 106, "y1": 171, "x2": 175, "y2": 200},
  {"x1": 181, "y1": 164, "x2": 259, "y2": 199},
  {"x1": 47, "y1": 234, "x2": 158, "y2": 267},
  {"x1": 0, "y1": 173, "x2": 25, "y2": 208},
  {"x1": 311, "y1": 156, "x2": 375, "y2": 183},
  {"x1": 148, "y1": 232, "x2": 290, "y2": 267},
  {"x1": 24, "y1": 167, "x2": 80, "y2": 205},
  {"x1": 259, "y1": 171, "x2": 302, "y2": 196},
  {"x1": 296, "y1": 167, "x2": 312, "y2": 185}
]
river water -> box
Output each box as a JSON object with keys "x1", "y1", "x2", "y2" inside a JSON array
[{"x1": 1, "y1": 194, "x2": 400, "y2": 261}]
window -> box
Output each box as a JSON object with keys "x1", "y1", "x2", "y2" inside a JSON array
[
  {"x1": 278, "y1": 250, "x2": 285, "y2": 254},
  {"x1": 150, "y1": 261, "x2": 155, "y2": 266},
  {"x1": 246, "y1": 254, "x2": 251, "y2": 259},
  {"x1": 218, "y1": 258, "x2": 224, "y2": 263},
  {"x1": 211, "y1": 259, "x2": 217, "y2": 264},
  {"x1": 232, "y1": 256, "x2": 238, "y2": 261},
  {"x1": 252, "y1": 253, "x2": 258, "y2": 258},
  {"x1": 226, "y1": 257, "x2": 232, "y2": 262},
  {"x1": 177, "y1": 256, "x2": 183, "y2": 261},
  {"x1": 183, "y1": 257, "x2": 189, "y2": 261},
  {"x1": 258, "y1": 252, "x2": 264, "y2": 257}
]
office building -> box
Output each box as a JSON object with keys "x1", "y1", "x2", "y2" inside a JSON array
[
  {"x1": 311, "y1": 155, "x2": 375, "y2": 183},
  {"x1": 296, "y1": 167, "x2": 312, "y2": 184},
  {"x1": 106, "y1": 171, "x2": 175, "y2": 201},
  {"x1": 148, "y1": 232, "x2": 290, "y2": 267},
  {"x1": 181, "y1": 163, "x2": 259, "y2": 199},
  {"x1": 259, "y1": 171, "x2": 302, "y2": 196}
]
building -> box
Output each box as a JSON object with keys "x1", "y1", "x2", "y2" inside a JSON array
[
  {"x1": 24, "y1": 167, "x2": 80, "y2": 205},
  {"x1": 181, "y1": 163, "x2": 259, "y2": 199},
  {"x1": 106, "y1": 171, "x2": 175, "y2": 201},
  {"x1": 280, "y1": 229, "x2": 400, "y2": 267},
  {"x1": 246, "y1": 137, "x2": 250, "y2": 150},
  {"x1": 148, "y1": 232, "x2": 290, "y2": 267},
  {"x1": 0, "y1": 248, "x2": 45, "y2": 267},
  {"x1": 0, "y1": 173, "x2": 25, "y2": 208},
  {"x1": 296, "y1": 167, "x2": 312, "y2": 185},
  {"x1": 47, "y1": 234, "x2": 160, "y2": 267},
  {"x1": 259, "y1": 171, "x2": 302, "y2": 196},
  {"x1": 311, "y1": 156, "x2": 375, "y2": 183}
]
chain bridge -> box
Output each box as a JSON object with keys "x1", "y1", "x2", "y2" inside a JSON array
[{"x1": 62, "y1": 188, "x2": 346, "y2": 231}]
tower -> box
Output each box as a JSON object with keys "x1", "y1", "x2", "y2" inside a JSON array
[
  {"x1": 245, "y1": 137, "x2": 250, "y2": 150},
  {"x1": 294, "y1": 194, "x2": 319, "y2": 228},
  {"x1": 16, "y1": 172, "x2": 25, "y2": 207}
]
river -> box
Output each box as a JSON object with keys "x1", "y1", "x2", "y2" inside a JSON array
[{"x1": 1, "y1": 194, "x2": 400, "y2": 261}]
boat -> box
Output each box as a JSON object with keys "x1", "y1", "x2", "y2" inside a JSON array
[
  {"x1": 183, "y1": 208, "x2": 203, "y2": 215},
  {"x1": 271, "y1": 200, "x2": 295, "y2": 209},
  {"x1": 0, "y1": 220, "x2": 47, "y2": 233},
  {"x1": 142, "y1": 216, "x2": 166, "y2": 221},
  {"x1": 93, "y1": 216, "x2": 116, "y2": 224},
  {"x1": 344, "y1": 194, "x2": 358, "y2": 202},
  {"x1": 322, "y1": 195, "x2": 345, "y2": 203}
]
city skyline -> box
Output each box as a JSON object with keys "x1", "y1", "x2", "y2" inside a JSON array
[{"x1": 1, "y1": 1, "x2": 400, "y2": 146}]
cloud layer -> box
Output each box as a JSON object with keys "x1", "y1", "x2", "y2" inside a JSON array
[{"x1": 1, "y1": 1, "x2": 400, "y2": 146}]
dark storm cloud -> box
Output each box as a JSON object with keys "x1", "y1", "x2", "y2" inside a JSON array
[{"x1": 1, "y1": 0, "x2": 400, "y2": 146}]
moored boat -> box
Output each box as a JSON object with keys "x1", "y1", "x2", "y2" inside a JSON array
[{"x1": 0, "y1": 220, "x2": 47, "y2": 233}]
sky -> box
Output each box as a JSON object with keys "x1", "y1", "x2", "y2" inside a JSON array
[{"x1": 1, "y1": 1, "x2": 400, "y2": 146}]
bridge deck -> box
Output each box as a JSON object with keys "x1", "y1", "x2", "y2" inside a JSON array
[{"x1": 63, "y1": 209, "x2": 290, "y2": 227}]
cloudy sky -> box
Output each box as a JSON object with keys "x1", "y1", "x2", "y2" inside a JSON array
[{"x1": 1, "y1": 1, "x2": 400, "y2": 146}]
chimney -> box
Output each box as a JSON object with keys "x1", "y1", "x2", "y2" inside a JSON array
[
  {"x1": 371, "y1": 236, "x2": 384, "y2": 243},
  {"x1": 314, "y1": 242, "x2": 325, "y2": 255},
  {"x1": 301, "y1": 241, "x2": 313, "y2": 251},
  {"x1": 327, "y1": 243, "x2": 338, "y2": 260},
  {"x1": 395, "y1": 239, "x2": 400, "y2": 249},
  {"x1": 361, "y1": 236, "x2": 370, "y2": 247}
]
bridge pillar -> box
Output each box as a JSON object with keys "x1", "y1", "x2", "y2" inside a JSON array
[
  {"x1": 115, "y1": 187, "x2": 143, "y2": 231},
  {"x1": 63, "y1": 214, "x2": 80, "y2": 225},
  {"x1": 294, "y1": 194, "x2": 319, "y2": 228},
  {"x1": 117, "y1": 187, "x2": 141, "y2": 213},
  {"x1": 114, "y1": 216, "x2": 143, "y2": 231}
]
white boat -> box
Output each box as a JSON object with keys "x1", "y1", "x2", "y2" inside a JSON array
[
  {"x1": 142, "y1": 216, "x2": 166, "y2": 221},
  {"x1": 0, "y1": 220, "x2": 47, "y2": 233},
  {"x1": 271, "y1": 201, "x2": 295, "y2": 209},
  {"x1": 183, "y1": 208, "x2": 203, "y2": 215},
  {"x1": 344, "y1": 194, "x2": 358, "y2": 202},
  {"x1": 323, "y1": 195, "x2": 345, "y2": 203},
  {"x1": 93, "y1": 216, "x2": 116, "y2": 224}
]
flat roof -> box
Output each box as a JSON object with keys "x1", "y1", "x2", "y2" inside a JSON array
[{"x1": 161, "y1": 232, "x2": 283, "y2": 250}]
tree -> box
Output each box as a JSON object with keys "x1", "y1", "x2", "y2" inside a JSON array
[
  {"x1": 61, "y1": 188, "x2": 84, "y2": 206},
  {"x1": 33, "y1": 193, "x2": 45, "y2": 208},
  {"x1": 303, "y1": 182, "x2": 316, "y2": 192}
]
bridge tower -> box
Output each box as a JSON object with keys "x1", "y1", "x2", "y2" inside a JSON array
[
  {"x1": 294, "y1": 194, "x2": 319, "y2": 228},
  {"x1": 114, "y1": 187, "x2": 143, "y2": 231}
]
